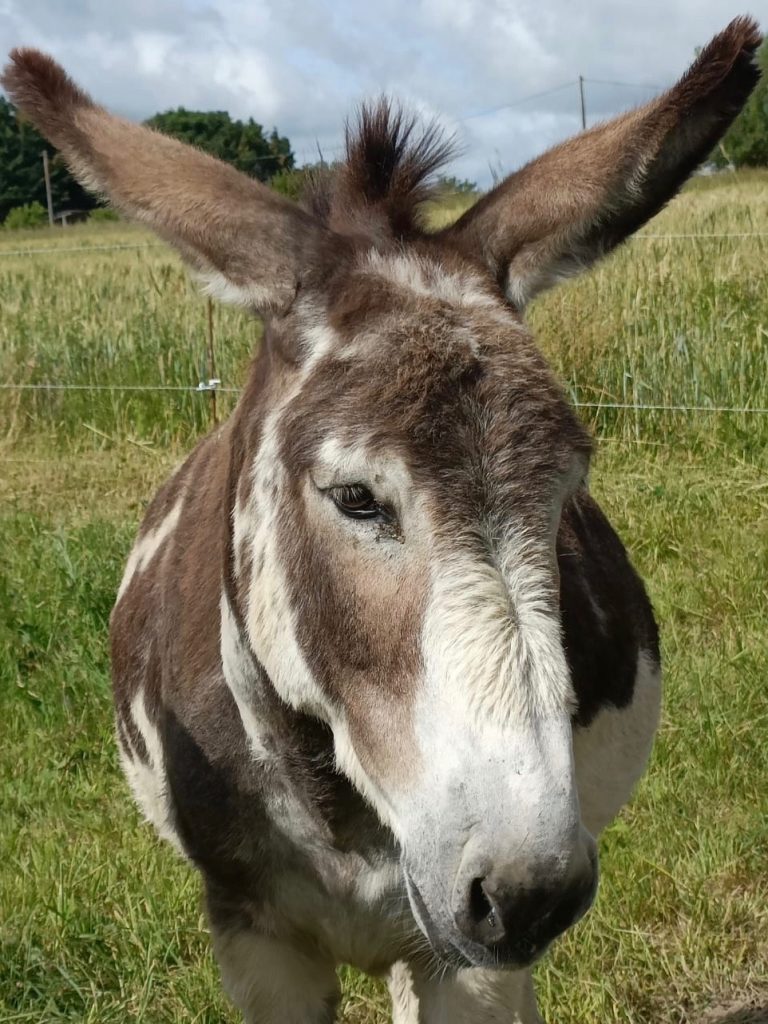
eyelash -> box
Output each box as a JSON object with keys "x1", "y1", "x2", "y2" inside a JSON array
[{"x1": 329, "y1": 484, "x2": 392, "y2": 523}]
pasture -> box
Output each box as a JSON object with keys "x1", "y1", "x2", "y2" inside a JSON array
[{"x1": 2, "y1": 173, "x2": 768, "y2": 1023}]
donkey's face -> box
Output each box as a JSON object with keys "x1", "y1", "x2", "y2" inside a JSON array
[
  {"x1": 246, "y1": 251, "x2": 596, "y2": 966},
  {"x1": 4, "y1": 17, "x2": 759, "y2": 968}
]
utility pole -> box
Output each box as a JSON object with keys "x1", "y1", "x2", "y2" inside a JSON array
[
  {"x1": 42, "y1": 150, "x2": 54, "y2": 226},
  {"x1": 578, "y1": 76, "x2": 587, "y2": 131}
]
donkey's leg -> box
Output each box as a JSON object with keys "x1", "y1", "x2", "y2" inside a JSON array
[
  {"x1": 408, "y1": 965, "x2": 542, "y2": 1024},
  {"x1": 210, "y1": 926, "x2": 340, "y2": 1024}
]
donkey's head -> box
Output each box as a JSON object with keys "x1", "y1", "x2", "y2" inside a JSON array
[{"x1": 4, "y1": 17, "x2": 760, "y2": 968}]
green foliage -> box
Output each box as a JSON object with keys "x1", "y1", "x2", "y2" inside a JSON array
[
  {"x1": 712, "y1": 38, "x2": 768, "y2": 167},
  {"x1": 3, "y1": 200, "x2": 47, "y2": 229},
  {"x1": 0, "y1": 96, "x2": 96, "y2": 222},
  {"x1": 436, "y1": 174, "x2": 478, "y2": 195},
  {"x1": 0, "y1": 96, "x2": 295, "y2": 222},
  {"x1": 270, "y1": 161, "x2": 332, "y2": 202},
  {"x1": 145, "y1": 108, "x2": 294, "y2": 182},
  {"x1": 270, "y1": 165, "x2": 312, "y2": 201},
  {"x1": 89, "y1": 207, "x2": 120, "y2": 223}
]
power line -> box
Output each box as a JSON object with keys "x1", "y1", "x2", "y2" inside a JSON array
[
  {"x1": 583, "y1": 77, "x2": 663, "y2": 91},
  {"x1": 458, "y1": 81, "x2": 578, "y2": 123}
]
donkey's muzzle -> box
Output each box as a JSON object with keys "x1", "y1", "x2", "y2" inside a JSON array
[{"x1": 452, "y1": 848, "x2": 598, "y2": 966}]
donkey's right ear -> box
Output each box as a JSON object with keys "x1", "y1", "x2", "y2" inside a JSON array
[
  {"x1": 443, "y1": 17, "x2": 762, "y2": 310},
  {"x1": 1, "y1": 49, "x2": 319, "y2": 312}
]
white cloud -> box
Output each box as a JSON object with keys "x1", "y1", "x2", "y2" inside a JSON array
[{"x1": 1, "y1": 0, "x2": 765, "y2": 183}]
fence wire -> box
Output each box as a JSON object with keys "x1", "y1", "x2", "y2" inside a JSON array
[
  {"x1": 0, "y1": 241, "x2": 165, "y2": 258},
  {"x1": 1, "y1": 383, "x2": 767, "y2": 416},
  {"x1": 1, "y1": 232, "x2": 768, "y2": 261}
]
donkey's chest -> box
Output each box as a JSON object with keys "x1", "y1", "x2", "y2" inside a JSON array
[{"x1": 271, "y1": 852, "x2": 417, "y2": 972}]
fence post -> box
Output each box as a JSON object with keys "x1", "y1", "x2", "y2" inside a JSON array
[
  {"x1": 205, "y1": 298, "x2": 218, "y2": 426},
  {"x1": 42, "y1": 150, "x2": 55, "y2": 226}
]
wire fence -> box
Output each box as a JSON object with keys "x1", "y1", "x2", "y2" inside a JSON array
[
  {"x1": 2, "y1": 383, "x2": 767, "y2": 416},
  {"x1": 1, "y1": 231, "x2": 767, "y2": 262},
  {"x1": 0, "y1": 241, "x2": 165, "y2": 259},
  {"x1": 2, "y1": 227, "x2": 767, "y2": 432}
]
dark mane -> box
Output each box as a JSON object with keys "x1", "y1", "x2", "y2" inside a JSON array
[{"x1": 306, "y1": 99, "x2": 456, "y2": 241}]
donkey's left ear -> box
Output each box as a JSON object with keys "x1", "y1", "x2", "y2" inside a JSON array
[
  {"x1": 1, "y1": 49, "x2": 320, "y2": 312},
  {"x1": 443, "y1": 17, "x2": 762, "y2": 309}
]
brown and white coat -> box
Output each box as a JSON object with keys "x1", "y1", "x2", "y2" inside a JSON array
[{"x1": 2, "y1": 18, "x2": 761, "y2": 1023}]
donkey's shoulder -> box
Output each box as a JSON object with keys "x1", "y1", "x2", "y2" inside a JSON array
[{"x1": 558, "y1": 489, "x2": 660, "y2": 729}]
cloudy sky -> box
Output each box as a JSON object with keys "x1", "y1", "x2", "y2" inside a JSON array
[{"x1": 1, "y1": 0, "x2": 765, "y2": 185}]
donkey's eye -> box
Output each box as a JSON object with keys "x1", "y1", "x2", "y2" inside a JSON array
[{"x1": 330, "y1": 484, "x2": 389, "y2": 522}]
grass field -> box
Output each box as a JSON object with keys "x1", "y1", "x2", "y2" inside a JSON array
[{"x1": 2, "y1": 173, "x2": 768, "y2": 1023}]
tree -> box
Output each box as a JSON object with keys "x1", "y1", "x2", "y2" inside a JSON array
[
  {"x1": 270, "y1": 161, "x2": 335, "y2": 202},
  {"x1": 436, "y1": 174, "x2": 478, "y2": 195},
  {"x1": 145, "y1": 108, "x2": 294, "y2": 182},
  {"x1": 4, "y1": 201, "x2": 47, "y2": 230},
  {"x1": 0, "y1": 97, "x2": 295, "y2": 223},
  {"x1": 711, "y1": 37, "x2": 768, "y2": 167},
  {"x1": 0, "y1": 96, "x2": 96, "y2": 222}
]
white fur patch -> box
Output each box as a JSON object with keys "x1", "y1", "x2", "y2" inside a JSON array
[
  {"x1": 241, "y1": 405, "x2": 329, "y2": 718},
  {"x1": 388, "y1": 962, "x2": 420, "y2": 1024},
  {"x1": 423, "y1": 542, "x2": 573, "y2": 729},
  {"x1": 412, "y1": 965, "x2": 542, "y2": 1023},
  {"x1": 197, "y1": 268, "x2": 280, "y2": 309},
  {"x1": 388, "y1": 537, "x2": 586, "y2": 933},
  {"x1": 219, "y1": 592, "x2": 270, "y2": 762},
  {"x1": 116, "y1": 498, "x2": 183, "y2": 602},
  {"x1": 211, "y1": 929, "x2": 339, "y2": 1022},
  {"x1": 118, "y1": 688, "x2": 183, "y2": 854},
  {"x1": 365, "y1": 249, "x2": 499, "y2": 310},
  {"x1": 573, "y1": 648, "x2": 662, "y2": 835}
]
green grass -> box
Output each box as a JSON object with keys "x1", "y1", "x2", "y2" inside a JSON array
[{"x1": 2, "y1": 173, "x2": 768, "y2": 1022}]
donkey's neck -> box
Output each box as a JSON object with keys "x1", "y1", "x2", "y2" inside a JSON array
[{"x1": 219, "y1": 389, "x2": 389, "y2": 857}]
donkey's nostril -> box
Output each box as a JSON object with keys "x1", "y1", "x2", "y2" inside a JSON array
[
  {"x1": 453, "y1": 853, "x2": 598, "y2": 964},
  {"x1": 468, "y1": 877, "x2": 495, "y2": 927}
]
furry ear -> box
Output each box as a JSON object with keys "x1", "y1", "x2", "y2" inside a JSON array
[
  {"x1": 443, "y1": 17, "x2": 762, "y2": 309},
  {"x1": 1, "y1": 48, "x2": 320, "y2": 312}
]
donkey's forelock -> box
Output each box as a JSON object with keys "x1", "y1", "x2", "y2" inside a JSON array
[{"x1": 303, "y1": 99, "x2": 457, "y2": 241}]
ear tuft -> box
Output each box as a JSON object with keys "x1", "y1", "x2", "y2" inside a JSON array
[
  {"x1": 673, "y1": 16, "x2": 762, "y2": 122},
  {"x1": 698, "y1": 14, "x2": 762, "y2": 67},
  {"x1": 1, "y1": 48, "x2": 94, "y2": 141}
]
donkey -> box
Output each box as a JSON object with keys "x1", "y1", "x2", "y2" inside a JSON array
[{"x1": 3, "y1": 17, "x2": 760, "y2": 1022}]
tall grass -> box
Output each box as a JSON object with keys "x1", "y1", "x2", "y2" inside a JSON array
[
  {"x1": 2, "y1": 172, "x2": 767, "y2": 454},
  {"x1": 530, "y1": 172, "x2": 768, "y2": 453},
  {"x1": 0, "y1": 224, "x2": 256, "y2": 446}
]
